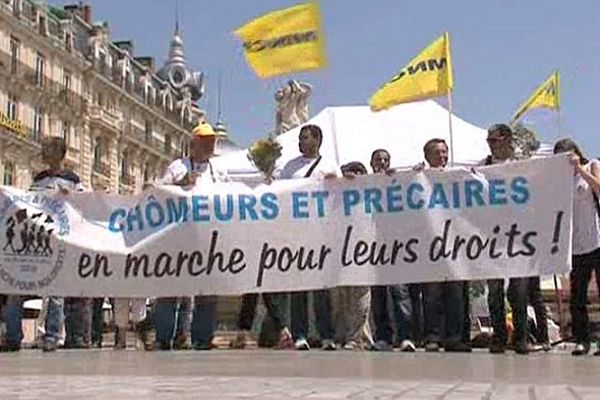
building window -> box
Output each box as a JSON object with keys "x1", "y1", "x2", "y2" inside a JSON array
[
  {"x1": 164, "y1": 134, "x2": 172, "y2": 154},
  {"x1": 35, "y1": 53, "x2": 45, "y2": 87},
  {"x1": 182, "y1": 107, "x2": 190, "y2": 124},
  {"x1": 143, "y1": 162, "x2": 151, "y2": 182},
  {"x1": 65, "y1": 31, "x2": 72, "y2": 52},
  {"x1": 38, "y1": 15, "x2": 47, "y2": 36},
  {"x1": 10, "y1": 36, "x2": 19, "y2": 75},
  {"x1": 12, "y1": 0, "x2": 21, "y2": 17},
  {"x1": 144, "y1": 120, "x2": 152, "y2": 143},
  {"x1": 62, "y1": 70, "x2": 71, "y2": 103},
  {"x1": 6, "y1": 93, "x2": 18, "y2": 120},
  {"x1": 32, "y1": 106, "x2": 43, "y2": 141},
  {"x1": 61, "y1": 121, "x2": 71, "y2": 145},
  {"x1": 3, "y1": 162, "x2": 14, "y2": 186},
  {"x1": 120, "y1": 152, "x2": 129, "y2": 180},
  {"x1": 180, "y1": 137, "x2": 189, "y2": 157},
  {"x1": 92, "y1": 137, "x2": 102, "y2": 171}
]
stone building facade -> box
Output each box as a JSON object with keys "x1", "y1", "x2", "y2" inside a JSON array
[{"x1": 0, "y1": 0, "x2": 205, "y2": 193}]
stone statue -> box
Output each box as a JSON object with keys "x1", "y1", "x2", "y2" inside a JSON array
[
  {"x1": 511, "y1": 123, "x2": 541, "y2": 159},
  {"x1": 274, "y1": 80, "x2": 312, "y2": 135}
]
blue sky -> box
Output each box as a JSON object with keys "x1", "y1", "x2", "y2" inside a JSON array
[{"x1": 65, "y1": 0, "x2": 600, "y2": 154}]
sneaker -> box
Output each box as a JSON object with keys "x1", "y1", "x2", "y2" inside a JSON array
[
  {"x1": 572, "y1": 343, "x2": 590, "y2": 356},
  {"x1": 229, "y1": 331, "x2": 248, "y2": 350},
  {"x1": 294, "y1": 338, "x2": 310, "y2": 351},
  {"x1": 42, "y1": 340, "x2": 58, "y2": 353},
  {"x1": 321, "y1": 339, "x2": 337, "y2": 351},
  {"x1": 276, "y1": 328, "x2": 294, "y2": 350},
  {"x1": 343, "y1": 341, "x2": 357, "y2": 351},
  {"x1": 424, "y1": 342, "x2": 440, "y2": 352},
  {"x1": 594, "y1": 349, "x2": 600, "y2": 356},
  {"x1": 444, "y1": 342, "x2": 472, "y2": 353},
  {"x1": 399, "y1": 340, "x2": 416, "y2": 352},
  {"x1": 371, "y1": 340, "x2": 393, "y2": 352}
]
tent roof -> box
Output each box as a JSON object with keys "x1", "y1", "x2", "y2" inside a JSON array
[{"x1": 213, "y1": 100, "x2": 522, "y2": 177}]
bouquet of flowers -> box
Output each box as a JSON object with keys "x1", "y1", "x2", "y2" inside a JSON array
[{"x1": 247, "y1": 137, "x2": 282, "y2": 181}]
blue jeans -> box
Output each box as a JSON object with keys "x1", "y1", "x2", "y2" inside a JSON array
[
  {"x1": 154, "y1": 297, "x2": 192, "y2": 344},
  {"x1": 191, "y1": 296, "x2": 217, "y2": 346},
  {"x1": 2, "y1": 296, "x2": 63, "y2": 346},
  {"x1": 291, "y1": 290, "x2": 334, "y2": 341},
  {"x1": 371, "y1": 285, "x2": 412, "y2": 344},
  {"x1": 44, "y1": 297, "x2": 64, "y2": 344}
]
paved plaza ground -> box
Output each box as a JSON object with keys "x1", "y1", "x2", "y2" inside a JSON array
[{"x1": 1, "y1": 348, "x2": 600, "y2": 399}]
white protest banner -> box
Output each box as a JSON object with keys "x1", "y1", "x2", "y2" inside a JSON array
[{"x1": 0, "y1": 155, "x2": 572, "y2": 297}]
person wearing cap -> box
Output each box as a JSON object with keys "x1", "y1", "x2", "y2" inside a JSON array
[
  {"x1": 481, "y1": 124, "x2": 530, "y2": 355},
  {"x1": 153, "y1": 121, "x2": 228, "y2": 351}
]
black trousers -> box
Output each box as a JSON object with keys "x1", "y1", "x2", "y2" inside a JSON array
[
  {"x1": 487, "y1": 277, "x2": 529, "y2": 347},
  {"x1": 422, "y1": 281, "x2": 465, "y2": 345},
  {"x1": 570, "y1": 248, "x2": 600, "y2": 344},
  {"x1": 238, "y1": 293, "x2": 287, "y2": 332}
]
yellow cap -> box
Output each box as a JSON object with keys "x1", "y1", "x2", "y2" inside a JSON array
[{"x1": 192, "y1": 122, "x2": 226, "y2": 138}]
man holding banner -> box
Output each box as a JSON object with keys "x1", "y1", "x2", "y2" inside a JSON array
[
  {"x1": 369, "y1": 149, "x2": 416, "y2": 352},
  {"x1": 482, "y1": 124, "x2": 530, "y2": 355},
  {"x1": 278, "y1": 124, "x2": 339, "y2": 351},
  {"x1": 154, "y1": 122, "x2": 228, "y2": 351},
  {"x1": 418, "y1": 139, "x2": 472, "y2": 353}
]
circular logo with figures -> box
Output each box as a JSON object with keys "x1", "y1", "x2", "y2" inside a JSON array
[{"x1": 0, "y1": 191, "x2": 69, "y2": 292}]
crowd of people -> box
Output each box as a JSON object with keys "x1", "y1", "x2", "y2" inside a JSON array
[{"x1": 1, "y1": 121, "x2": 600, "y2": 357}]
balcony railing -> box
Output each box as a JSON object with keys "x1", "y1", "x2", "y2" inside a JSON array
[
  {"x1": 88, "y1": 104, "x2": 122, "y2": 131},
  {"x1": 0, "y1": 50, "x2": 86, "y2": 112}
]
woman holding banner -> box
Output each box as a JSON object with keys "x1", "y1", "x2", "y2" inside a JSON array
[{"x1": 554, "y1": 139, "x2": 600, "y2": 356}]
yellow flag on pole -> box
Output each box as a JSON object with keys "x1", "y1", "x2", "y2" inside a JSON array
[
  {"x1": 512, "y1": 71, "x2": 560, "y2": 123},
  {"x1": 235, "y1": 2, "x2": 326, "y2": 79},
  {"x1": 369, "y1": 33, "x2": 453, "y2": 111}
]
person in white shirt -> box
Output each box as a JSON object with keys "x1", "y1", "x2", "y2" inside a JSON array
[
  {"x1": 279, "y1": 124, "x2": 339, "y2": 351},
  {"x1": 554, "y1": 138, "x2": 600, "y2": 356},
  {"x1": 153, "y1": 122, "x2": 228, "y2": 351}
]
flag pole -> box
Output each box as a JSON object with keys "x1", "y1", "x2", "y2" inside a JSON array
[
  {"x1": 447, "y1": 89, "x2": 455, "y2": 166},
  {"x1": 553, "y1": 102, "x2": 564, "y2": 336}
]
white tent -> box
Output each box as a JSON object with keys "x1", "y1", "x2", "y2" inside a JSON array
[{"x1": 213, "y1": 100, "x2": 497, "y2": 178}]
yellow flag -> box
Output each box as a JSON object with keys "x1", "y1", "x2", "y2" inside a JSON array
[
  {"x1": 369, "y1": 33, "x2": 453, "y2": 111},
  {"x1": 512, "y1": 71, "x2": 560, "y2": 122},
  {"x1": 235, "y1": 2, "x2": 326, "y2": 79}
]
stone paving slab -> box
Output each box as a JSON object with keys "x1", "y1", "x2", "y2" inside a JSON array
[{"x1": 0, "y1": 350, "x2": 599, "y2": 399}]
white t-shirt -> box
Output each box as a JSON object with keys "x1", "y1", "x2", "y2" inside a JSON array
[
  {"x1": 572, "y1": 160, "x2": 600, "y2": 255},
  {"x1": 161, "y1": 158, "x2": 229, "y2": 185},
  {"x1": 277, "y1": 156, "x2": 340, "y2": 180}
]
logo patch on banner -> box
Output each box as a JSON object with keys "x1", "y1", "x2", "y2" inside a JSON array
[{"x1": 0, "y1": 193, "x2": 69, "y2": 291}]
